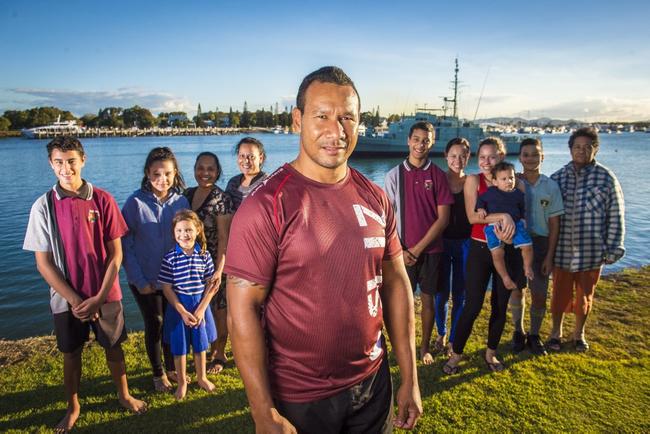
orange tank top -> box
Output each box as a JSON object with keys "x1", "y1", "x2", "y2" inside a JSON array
[{"x1": 470, "y1": 173, "x2": 490, "y2": 241}]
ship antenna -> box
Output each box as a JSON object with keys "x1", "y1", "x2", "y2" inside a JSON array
[
  {"x1": 443, "y1": 58, "x2": 460, "y2": 119},
  {"x1": 473, "y1": 65, "x2": 491, "y2": 121}
]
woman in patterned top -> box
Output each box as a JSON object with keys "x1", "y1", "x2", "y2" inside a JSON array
[{"x1": 184, "y1": 151, "x2": 234, "y2": 374}]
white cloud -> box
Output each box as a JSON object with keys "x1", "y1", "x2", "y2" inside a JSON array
[{"x1": 5, "y1": 88, "x2": 193, "y2": 115}]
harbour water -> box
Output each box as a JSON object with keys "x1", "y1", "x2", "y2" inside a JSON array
[{"x1": 1, "y1": 133, "x2": 648, "y2": 339}]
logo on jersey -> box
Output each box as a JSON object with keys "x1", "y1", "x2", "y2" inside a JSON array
[
  {"x1": 369, "y1": 331, "x2": 383, "y2": 361},
  {"x1": 87, "y1": 210, "x2": 99, "y2": 223},
  {"x1": 366, "y1": 275, "x2": 382, "y2": 317},
  {"x1": 424, "y1": 179, "x2": 433, "y2": 191},
  {"x1": 540, "y1": 198, "x2": 550, "y2": 208}
]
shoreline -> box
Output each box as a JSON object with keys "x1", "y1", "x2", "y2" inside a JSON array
[{"x1": 2, "y1": 265, "x2": 647, "y2": 368}]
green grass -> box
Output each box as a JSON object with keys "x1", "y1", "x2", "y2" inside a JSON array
[{"x1": 1, "y1": 267, "x2": 649, "y2": 433}]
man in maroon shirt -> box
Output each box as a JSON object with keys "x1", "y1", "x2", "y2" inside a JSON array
[{"x1": 225, "y1": 66, "x2": 422, "y2": 433}]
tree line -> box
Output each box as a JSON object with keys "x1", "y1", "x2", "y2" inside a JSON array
[{"x1": 0, "y1": 104, "x2": 393, "y2": 132}]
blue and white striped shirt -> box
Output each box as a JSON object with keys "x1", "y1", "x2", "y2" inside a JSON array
[
  {"x1": 551, "y1": 161, "x2": 625, "y2": 272},
  {"x1": 158, "y1": 244, "x2": 215, "y2": 295}
]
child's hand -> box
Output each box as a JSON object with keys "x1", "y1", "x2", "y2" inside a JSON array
[
  {"x1": 180, "y1": 309, "x2": 198, "y2": 327},
  {"x1": 477, "y1": 208, "x2": 487, "y2": 219},
  {"x1": 140, "y1": 284, "x2": 155, "y2": 295},
  {"x1": 193, "y1": 306, "x2": 206, "y2": 328}
]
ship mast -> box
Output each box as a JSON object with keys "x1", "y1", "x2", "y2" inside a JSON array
[{"x1": 444, "y1": 58, "x2": 459, "y2": 118}]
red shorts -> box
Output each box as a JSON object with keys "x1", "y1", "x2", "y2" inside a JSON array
[{"x1": 551, "y1": 267, "x2": 601, "y2": 315}]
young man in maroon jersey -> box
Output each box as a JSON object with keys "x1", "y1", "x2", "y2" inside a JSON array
[
  {"x1": 225, "y1": 66, "x2": 422, "y2": 433},
  {"x1": 384, "y1": 121, "x2": 453, "y2": 365}
]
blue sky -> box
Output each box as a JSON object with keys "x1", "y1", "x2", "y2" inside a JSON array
[{"x1": 1, "y1": 0, "x2": 649, "y2": 121}]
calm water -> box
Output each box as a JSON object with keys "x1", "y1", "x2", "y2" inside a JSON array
[{"x1": 1, "y1": 133, "x2": 648, "y2": 339}]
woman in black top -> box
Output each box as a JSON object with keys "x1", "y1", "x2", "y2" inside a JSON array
[
  {"x1": 435, "y1": 138, "x2": 472, "y2": 354},
  {"x1": 185, "y1": 152, "x2": 234, "y2": 374}
]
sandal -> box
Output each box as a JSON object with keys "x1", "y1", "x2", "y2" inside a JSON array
[
  {"x1": 207, "y1": 358, "x2": 227, "y2": 375},
  {"x1": 442, "y1": 361, "x2": 460, "y2": 375},
  {"x1": 546, "y1": 338, "x2": 562, "y2": 352},
  {"x1": 166, "y1": 370, "x2": 191, "y2": 384},
  {"x1": 575, "y1": 339, "x2": 590, "y2": 352},
  {"x1": 485, "y1": 359, "x2": 505, "y2": 373},
  {"x1": 153, "y1": 375, "x2": 172, "y2": 392}
]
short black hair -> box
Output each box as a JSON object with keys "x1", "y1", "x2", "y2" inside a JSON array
[
  {"x1": 409, "y1": 121, "x2": 435, "y2": 139},
  {"x1": 296, "y1": 66, "x2": 360, "y2": 114},
  {"x1": 569, "y1": 127, "x2": 599, "y2": 149},
  {"x1": 47, "y1": 136, "x2": 85, "y2": 159},
  {"x1": 519, "y1": 137, "x2": 543, "y2": 154},
  {"x1": 491, "y1": 161, "x2": 515, "y2": 178}
]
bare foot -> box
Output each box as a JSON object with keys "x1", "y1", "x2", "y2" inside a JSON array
[
  {"x1": 525, "y1": 266, "x2": 535, "y2": 281},
  {"x1": 119, "y1": 395, "x2": 148, "y2": 414},
  {"x1": 197, "y1": 378, "x2": 216, "y2": 393},
  {"x1": 174, "y1": 383, "x2": 187, "y2": 401},
  {"x1": 420, "y1": 347, "x2": 434, "y2": 365},
  {"x1": 54, "y1": 404, "x2": 80, "y2": 433},
  {"x1": 167, "y1": 370, "x2": 191, "y2": 384},
  {"x1": 502, "y1": 275, "x2": 517, "y2": 290},
  {"x1": 153, "y1": 374, "x2": 172, "y2": 392}
]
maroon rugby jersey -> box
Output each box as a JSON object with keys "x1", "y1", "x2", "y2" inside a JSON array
[{"x1": 224, "y1": 163, "x2": 402, "y2": 402}]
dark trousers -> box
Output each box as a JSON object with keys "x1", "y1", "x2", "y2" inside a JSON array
[
  {"x1": 129, "y1": 284, "x2": 174, "y2": 377},
  {"x1": 452, "y1": 240, "x2": 524, "y2": 353},
  {"x1": 275, "y1": 355, "x2": 393, "y2": 434}
]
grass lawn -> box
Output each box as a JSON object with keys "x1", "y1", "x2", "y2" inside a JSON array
[{"x1": 1, "y1": 267, "x2": 649, "y2": 433}]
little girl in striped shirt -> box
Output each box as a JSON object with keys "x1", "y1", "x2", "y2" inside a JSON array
[{"x1": 159, "y1": 209, "x2": 218, "y2": 400}]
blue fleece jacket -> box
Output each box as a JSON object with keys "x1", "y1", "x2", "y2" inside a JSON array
[{"x1": 121, "y1": 188, "x2": 189, "y2": 291}]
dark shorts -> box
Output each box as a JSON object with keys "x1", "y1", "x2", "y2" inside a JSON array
[
  {"x1": 210, "y1": 277, "x2": 227, "y2": 310},
  {"x1": 529, "y1": 236, "x2": 550, "y2": 297},
  {"x1": 406, "y1": 252, "x2": 442, "y2": 295},
  {"x1": 275, "y1": 355, "x2": 393, "y2": 434},
  {"x1": 53, "y1": 300, "x2": 127, "y2": 353}
]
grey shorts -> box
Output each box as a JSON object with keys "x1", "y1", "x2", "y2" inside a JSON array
[
  {"x1": 529, "y1": 236, "x2": 550, "y2": 298},
  {"x1": 53, "y1": 300, "x2": 127, "y2": 353}
]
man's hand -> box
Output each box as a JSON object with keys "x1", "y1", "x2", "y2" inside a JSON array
[
  {"x1": 255, "y1": 408, "x2": 297, "y2": 434},
  {"x1": 393, "y1": 383, "x2": 422, "y2": 430},
  {"x1": 541, "y1": 255, "x2": 554, "y2": 275},
  {"x1": 72, "y1": 295, "x2": 102, "y2": 321},
  {"x1": 402, "y1": 250, "x2": 417, "y2": 267}
]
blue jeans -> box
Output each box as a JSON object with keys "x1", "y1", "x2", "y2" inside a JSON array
[{"x1": 435, "y1": 238, "x2": 469, "y2": 342}]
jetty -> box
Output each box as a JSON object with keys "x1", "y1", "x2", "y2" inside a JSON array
[{"x1": 23, "y1": 126, "x2": 283, "y2": 140}]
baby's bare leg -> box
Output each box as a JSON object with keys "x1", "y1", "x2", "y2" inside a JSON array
[
  {"x1": 521, "y1": 245, "x2": 534, "y2": 281},
  {"x1": 491, "y1": 247, "x2": 517, "y2": 290}
]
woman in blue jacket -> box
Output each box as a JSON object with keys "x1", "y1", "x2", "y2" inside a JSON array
[{"x1": 122, "y1": 147, "x2": 189, "y2": 392}]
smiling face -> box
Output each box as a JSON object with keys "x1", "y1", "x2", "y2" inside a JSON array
[
  {"x1": 291, "y1": 81, "x2": 359, "y2": 182},
  {"x1": 519, "y1": 143, "x2": 544, "y2": 173},
  {"x1": 408, "y1": 128, "x2": 434, "y2": 166},
  {"x1": 477, "y1": 144, "x2": 503, "y2": 178},
  {"x1": 194, "y1": 154, "x2": 219, "y2": 188},
  {"x1": 237, "y1": 143, "x2": 264, "y2": 179},
  {"x1": 174, "y1": 219, "x2": 198, "y2": 252},
  {"x1": 494, "y1": 167, "x2": 516, "y2": 192},
  {"x1": 49, "y1": 149, "x2": 85, "y2": 192},
  {"x1": 445, "y1": 144, "x2": 470, "y2": 174},
  {"x1": 147, "y1": 160, "x2": 176, "y2": 199}
]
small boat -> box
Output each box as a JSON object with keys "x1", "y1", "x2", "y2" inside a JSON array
[{"x1": 22, "y1": 116, "x2": 83, "y2": 139}]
